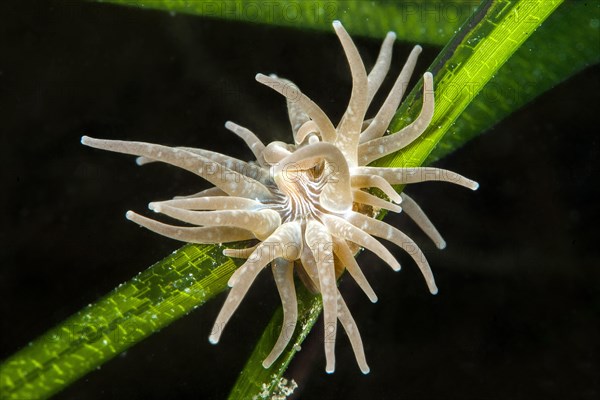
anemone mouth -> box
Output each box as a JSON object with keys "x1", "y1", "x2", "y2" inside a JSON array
[
  {"x1": 270, "y1": 160, "x2": 330, "y2": 223},
  {"x1": 81, "y1": 20, "x2": 478, "y2": 375}
]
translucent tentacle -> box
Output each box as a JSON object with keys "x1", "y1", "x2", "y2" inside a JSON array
[
  {"x1": 125, "y1": 211, "x2": 254, "y2": 243},
  {"x1": 173, "y1": 187, "x2": 226, "y2": 200},
  {"x1": 255, "y1": 74, "x2": 337, "y2": 143},
  {"x1": 321, "y1": 214, "x2": 401, "y2": 271},
  {"x1": 353, "y1": 190, "x2": 402, "y2": 213},
  {"x1": 333, "y1": 20, "x2": 369, "y2": 167},
  {"x1": 209, "y1": 222, "x2": 302, "y2": 345},
  {"x1": 358, "y1": 72, "x2": 435, "y2": 165},
  {"x1": 262, "y1": 259, "x2": 297, "y2": 368},
  {"x1": 274, "y1": 76, "x2": 311, "y2": 138},
  {"x1": 351, "y1": 174, "x2": 402, "y2": 204},
  {"x1": 223, "y1": 244, "x2": 259, "y2": 259},
  {"x1": 359, "y1": 45, "x2": 422, "y2": 143},
  {"x1": 153, "y1": 196, "x2": 260, "y2": 211},
  {"x1": 305, "y1": 220, "x2": 337, "y2": 374},
  {"x1": 366, "y1": 31, "x2": 396, "y2": 107},
  {"x1": 352, "y1": 166, "x2": 479, "y2": 190},
  {"x1": 224, "y1": 121, "x2": 267, "y2": 166},
  {"x1": 136, "y1": 145, "x2": 270, "y2": 184},
  {"x1": 148, "y1": 203, "x2": 280, "y2": 241},
  {"x1": 400, "y1": 193, "x2": 446, "y2": 249},
  {"x1": 337, "y1": 290, "x2": 370, "y2": 374},
  {"x1": 346, "y1": 212, "x2": 438, "y2": 294},
  {"x1": 81, "y1": 136, "x2": 274, "y2": 200},
  {"x1": 332, "y1": 236, "x2": 378, "y2": 303}
]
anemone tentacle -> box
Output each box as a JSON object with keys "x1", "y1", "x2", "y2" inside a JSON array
[
  {"x1": 81, "y1": 136, "x2": 274, "y2": 200},
  {"x1": 263, "y1": 258, "x2": 297, "y2": 368},
  {"x1": 359, "y1": 45, "x2": 423, "y2": 143}
]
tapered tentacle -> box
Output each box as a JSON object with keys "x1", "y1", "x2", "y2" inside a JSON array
[
  {"x1": 223, "y1": 244, "x2": 259, "y2": 259},
  {"x1": 400, "y1": 193, "x2": 446, "y2": 249},
  {"x1": 149, "y1": 203, "x2": 280, "y2": 241},
  {"x1": 275, "y1": 142, "x2": 352, "y2": 213},
  {"x1": 359, "y1": 45, "x2": 422, "y2": 143},
  {"x1": 136, "y1": 145, "x2": 270, "y2": 184},
  {"x1": 305, "y1": 220, "x2": 337, "y2": 374},
  {"x1": 351, "y1": 174, "x2": 402, "y2": 204},
  {"x1": 321, "y1": 214, "x2": 401, "y2": 271},
  {"x1": 125, "y1": 211, "x2": 254, "y2": 243},
  {"x1": 353, "y1": 190, "x2": 402, "y2": 213},
  {"x1": 336, "y1": 290, "x2": 370, "y2": 374},
  {"x1": 173, "y1": 186, "x2": 226, "y2": 199},
  {"x1": 224, "y1": 121, "x2": 267, "y2": 166},
  {"x1": 209, "y1": 222, "x2": 302, "y2": 345},
  {"x1": 262, "y1": 259, "x2": 298, "y2": 368},
  {"x1": 333, "y1": 20, "x2": 368, "y2": 167},
  {"x1": 346, "y1": 212, "x2": 438, "y2": 294},
  {"x1": 358, "y1": 72, "x2": 435, "y2": 165},
  {"x1": 153, "y1": 196, "x2": 260, "y2": 211},
  {"x1": 332, "y1": 236, "x2": 378, "y2": 303},
  {"x1": 255, "y1": 74, "x2": 337, "y2": 143},
  {"x1": 81, "y1": 136, "x2": 275, "y2": 200},
  {"x1": 352, "y1": 166, "x2": 479, "y2": 190},
  {"x1": 366, "y1": 32, "x2": 396, "y2": 107},
  {"x1": 273, "y1": 76, "x2": 311, "y2": 138}
]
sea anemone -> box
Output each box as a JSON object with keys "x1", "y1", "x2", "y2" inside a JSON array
[{"x1": 81, "y1": 20, "x2": 478, "y2": 374}]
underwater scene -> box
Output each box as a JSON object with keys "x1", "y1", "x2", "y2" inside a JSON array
[{"x1": 1, "y1": 1, "x2": 598, "y2": 399}]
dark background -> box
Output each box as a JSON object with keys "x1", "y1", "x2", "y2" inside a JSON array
[{"x1": 1, "y1": 1, "x2": 598, "y2": 399}]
